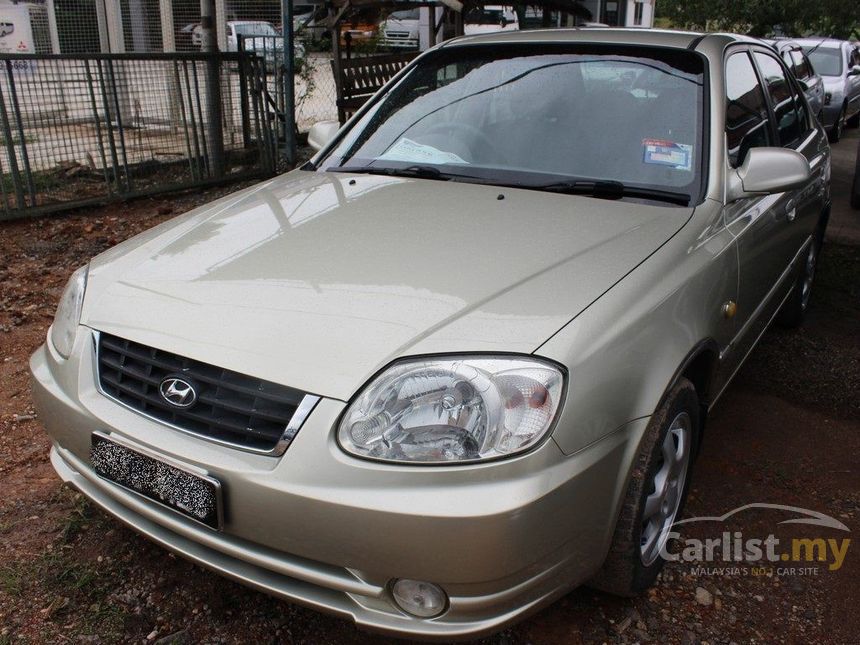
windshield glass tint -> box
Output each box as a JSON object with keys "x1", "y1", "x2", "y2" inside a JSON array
[
  {"x1": 466, "y1": 9, "x2": 506, "y2": 24},
  {"x1": 390, "y1": 9, "x2": 420, "y2": 20},
  {"x1": 805, "y1": 47, "x2": 842, "y2": 76},
  {"x1": 319, "y1": 45, "x2": 706, "y2": 201}
]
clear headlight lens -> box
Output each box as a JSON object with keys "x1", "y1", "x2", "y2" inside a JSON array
[
  {"x1": 50, "y1": 265, "x2": 88, "y2": 359},
  {"x1": 338, "y1": 357, "x2": 564, "y2": 464}
]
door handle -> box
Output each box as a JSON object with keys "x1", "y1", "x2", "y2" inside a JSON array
[{"x1": 786, "y1": 199, "x2": 797, "y2": 222}]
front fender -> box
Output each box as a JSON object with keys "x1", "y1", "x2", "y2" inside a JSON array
[{"x1": 536, "y1": 200, "x2": 737, "y2": 455}]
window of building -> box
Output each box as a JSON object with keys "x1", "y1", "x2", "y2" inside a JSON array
[{"x1": 633, "y1": 2, "x2": 644, "y2": 26}]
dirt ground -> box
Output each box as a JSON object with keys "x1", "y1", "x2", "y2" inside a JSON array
[{"x1": 1, "y1": 132, "x2": 859, "y2": 644}]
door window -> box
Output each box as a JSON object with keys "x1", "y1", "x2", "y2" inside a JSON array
[
  {"x1": 753, "y1": 52, "x2": 802, "y2": 146},
  {"x1": 789, "y1": 49, "x2": 811, "y2": 80},
  {"x1": 725, "y1": 52, "x2": 772, "y2": 167}
]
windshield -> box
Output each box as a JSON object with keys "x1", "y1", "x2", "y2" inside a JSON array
[
  {"x1": 804, "y1": 46, "x2": 842, "y2": 76},
  {"x1": 465, "y1": 8, "x2": 513, "y2": 24},
  {"x1": 390, "y1": 8, "x2": 420, "y2": 20},
  {"x1": 234, "y1": 22, "x2": 277, "y2": 36},
  {"x1": 318, "y1": 44, "x2": 706, "y2": 205}
]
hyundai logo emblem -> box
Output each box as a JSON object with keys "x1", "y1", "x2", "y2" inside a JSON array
[{"x1": 159, "y1": 376, "x2": 197, "y2": 409}]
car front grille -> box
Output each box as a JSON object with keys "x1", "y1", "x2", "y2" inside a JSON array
[{"x1": 95, "y1": 332, "x2": 318, "y2": 455}]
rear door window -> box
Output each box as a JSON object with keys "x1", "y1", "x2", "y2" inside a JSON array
[
  {"x1": 753, "y1": 52, "x2": 802, "y2": 147},
  {"x1": 790, "y1": 49, "x2": 811, "y2": 80},
  {"x1": 725, "y1": 52, "x2": 772, "y2": 167}
]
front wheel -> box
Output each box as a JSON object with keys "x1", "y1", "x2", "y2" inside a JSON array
[
  {"x1": 828, "y1": 105, "x2": 846, "y2": 143},
  {"x1": 589, "y1": 378, "x2": 699, "y2": 596}
]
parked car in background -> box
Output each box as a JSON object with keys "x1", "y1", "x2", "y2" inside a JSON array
[
  {"x1": 766, "y1": 39, "x2": 825, "y2": 122},
  {"x1": 226, "y1": 20, "x2": 278, "y2": 54},
  {"x1": 463, "y1": 5, "x2": 518, "y2": 35},
  {"x1": 798, "y1": 38, "x2": 860, "y2": 142},
  {"x1": 292, "y1": 3, "x2": 316, "y2": 31},
  {"x1": 178, "y1": 23, "x2": 200, "y2": 50},
  {"x1": 379, "y1": 8, "x2": 420, "y2": 49},
  {"x1": 32, "y1": 29, "x2": 831, "y2": 640},
  {"x1": 217, "y1": 20, "x2": 305, "y2": 62}
]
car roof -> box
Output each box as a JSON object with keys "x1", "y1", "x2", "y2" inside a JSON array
[
  {"x1": 793, "y1": 37, "x2": 848, "y2": 49},
  {"x1": 439, "y1": 28, "x2": 760, "y2": 52},
  {"x1": 763, "y1": 38, "x2": 803, "y2": 50}
]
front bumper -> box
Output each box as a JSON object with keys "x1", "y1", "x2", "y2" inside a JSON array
[
  {"x1": 31, "y1": 329, "x2": 648, "y2": 639},
  {"x1": 379, "y1": 37, "x2": 419, "y2": 48}
]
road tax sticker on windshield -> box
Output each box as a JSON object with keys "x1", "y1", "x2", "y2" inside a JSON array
[
  {"x1": 378, "y1": 138, "x2": 468, "y2": 165},
  {"x1": 642, "y1": 139, "x2": 693, "y2": 171}
]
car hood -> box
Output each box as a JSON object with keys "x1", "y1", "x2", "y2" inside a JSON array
[{"x1": 83, "y1": 171, "x2": 692, "y2": 400}]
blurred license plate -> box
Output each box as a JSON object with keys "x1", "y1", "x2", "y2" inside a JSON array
[{"x1": 90, "y1": 434, "x2": 221, "y2": 529}]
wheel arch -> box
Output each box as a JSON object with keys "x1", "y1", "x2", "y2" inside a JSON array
[{"x1": 660, "y1": 339, "x2": 721, "y2": 454}]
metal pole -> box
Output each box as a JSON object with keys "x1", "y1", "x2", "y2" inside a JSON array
[
  {"x1": 200, "y1": 0, "x2": 224, "y2": 178},
  {"x1": 282, "y1": 0, "x2": 296, "y2": 165}
]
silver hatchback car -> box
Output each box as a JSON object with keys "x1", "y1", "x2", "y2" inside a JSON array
[
  {"x1": 31, "y1": 30, "x2": 830, "y2": 639},
  {"x1": 798, "y1": 37, "x2": 860, "y2": 142}
]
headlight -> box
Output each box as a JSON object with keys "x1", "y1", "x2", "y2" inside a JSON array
[
  {"x1": 50, "y1": 265, "x2": 88, "y2": 359},
  {"x1": 338, "y1": 356, "x2": 564, "y2": 464}
]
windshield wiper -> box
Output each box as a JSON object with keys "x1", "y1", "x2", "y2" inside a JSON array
[
  {"x1": 329, "y1": 164, "x2": 457, "y2": 181},
  {"x1": 522, "y1": 179, "x2": 691, "y2": 206}
]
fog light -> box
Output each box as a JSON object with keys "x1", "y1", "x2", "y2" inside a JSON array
[{"x1": 391, "y1": 579, "x2": 447, "y2": 618}]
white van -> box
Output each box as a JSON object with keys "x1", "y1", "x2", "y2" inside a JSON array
[{"x1": 379, "y1": 8, "x2": 421, "y2": 49}]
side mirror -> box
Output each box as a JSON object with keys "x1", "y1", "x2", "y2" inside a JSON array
[
  {"x1": 849, "y1": 65, "x2": 860, "y2": 77},
  {"x1": 308, "y1": 120, "x2": 340, "y2": 152},
  {"x1": 727, "y1": 148, "x2": 811, "y2": 202},
  {"x1": 796, "y1": 78, "x2": 809, "y2": 92}
]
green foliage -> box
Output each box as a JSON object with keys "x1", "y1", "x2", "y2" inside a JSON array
[{"x1": 657, "y1": 0, "x2": 859, "y2": 38}]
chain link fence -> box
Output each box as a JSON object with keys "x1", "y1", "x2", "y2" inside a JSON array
[
  {"x1": 3, "y1": 0, "x2": 338, "y2": 129},
  {"x1": 0, "y1": 52, "x2": 273, "y2": 219}
]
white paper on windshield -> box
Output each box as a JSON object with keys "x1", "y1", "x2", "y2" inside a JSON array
[
  {"x1": 377, "y1": 138, "x2": 468, "y2": 165},
  {"x1": 642, "y1": 138, "x2": 693, "y2": 172}
]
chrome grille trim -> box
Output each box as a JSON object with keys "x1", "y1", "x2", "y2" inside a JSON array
[{"x1": 92, "y1": 330, "x2": 320, "y2": 457}]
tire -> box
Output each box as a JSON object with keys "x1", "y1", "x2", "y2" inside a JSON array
[
  {"x1": 828, "y1": 105, "x2": 846, "y2": 143},
  {"x1": 589, "y1": 378, "x2": 699, "y2": 597},
  {"x1": 776, "y1": 240, "x2": 818, "y2": 328},
  {"x1": 852, "y1": 142, "x2": 860, "y2": 211}
]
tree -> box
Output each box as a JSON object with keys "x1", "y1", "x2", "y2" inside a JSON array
[{"x1": 657, "y1": 0, "x2": 858, "y2": 39}]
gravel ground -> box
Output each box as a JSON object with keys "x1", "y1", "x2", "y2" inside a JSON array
[{"x1": 1, "y1": 139, "x2": 859, "y2": 644}]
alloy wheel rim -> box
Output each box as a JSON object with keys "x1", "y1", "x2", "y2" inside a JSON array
[
  {"x1": 640, "y1": 412, "x2": 692, "y2": 567},
  {"x1": 801, "y1": 243, "x2": 817, "y2": 310}
]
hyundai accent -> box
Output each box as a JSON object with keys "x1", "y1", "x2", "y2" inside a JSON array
[{"x1": 31, "y1": 29, "x2": 831, "y2": 639}]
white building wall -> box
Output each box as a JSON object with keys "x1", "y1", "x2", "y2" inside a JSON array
[{"x1": 625, "y1": 0, "x2": 655, "y2": 28}]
